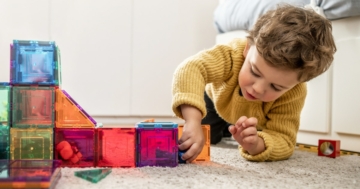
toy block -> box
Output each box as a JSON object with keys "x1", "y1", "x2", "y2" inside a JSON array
[
  {"x1": 0, "y1": 159, "x2": 61, "y2": 189},
  {"x1": 178, "y1": 149, "x2": 187, "y2": 164},
  {"x1": 10, "y1": 128, "x2": 53, "y2": 160},
  {"x1": 0, "y1": 83, "x2": 11, "y2": 127},
  {"x1": 318, "y1": 139, "x2": 341, "y2": 158},
  {"x1": 74, "y1": 168, "x2": 112, "y2": 183},
  {"x1": 55, "y1": 128, "x2": 95, "y2": 167},
  {"x1": 55, "y1": 89, "x2": 96, "y2": 128},
  {"x1": 137, "y1": 122, "x2": 178, "y2": 129},
  {"x1": 10, "y1": 40, "x2": 61, "y2": 86},
  {"x1": 96, "y1": 126, "x2": 136, "y2": 167},
  {"x1": 12, "y1": 86, "x2": 55, "y2": 128},
  {"x1": 0, "y1": 125, "x2": 10, "y2": 159},
  {"x1": 178, "y1": 124, "x2": 210, "y2": 162},
  {"x1": 136, "y1": 122, "x2": 178, "y2": 167}
]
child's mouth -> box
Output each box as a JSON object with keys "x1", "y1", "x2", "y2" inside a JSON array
[{"x1": 246, "y1": 91, "x2": 257, "y2": 100}]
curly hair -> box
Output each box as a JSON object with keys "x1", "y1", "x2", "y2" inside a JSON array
[{"x1": 247, "y1": 4, "x2": 336, "y2": 82}]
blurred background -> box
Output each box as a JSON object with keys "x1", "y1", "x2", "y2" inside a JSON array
[{"x1": 0, "y1": 0, "x2": 219, "y2": 124}]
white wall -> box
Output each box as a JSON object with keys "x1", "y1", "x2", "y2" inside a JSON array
[
  {"x1": 0, "y1": 0, "x2": 219, "y2": 123},
  {"x1": 0, "y1": 0, "x2": 51, "y2": 80}
]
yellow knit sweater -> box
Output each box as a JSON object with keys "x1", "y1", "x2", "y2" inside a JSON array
[{"x1": 172, "y1": 38, "x2": 307, "y2": 162}]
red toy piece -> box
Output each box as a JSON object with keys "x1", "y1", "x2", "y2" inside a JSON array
[
  {"x1": 56, "y1": 141, "x2": 83, "y2": 163},
  {"x1": 318, "y1": 139, "x2": 340, "y2": 158}
]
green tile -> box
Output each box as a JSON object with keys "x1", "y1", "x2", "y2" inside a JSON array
[{"x1": 74, "y1": 169, "x2": 112, "y2": 183}]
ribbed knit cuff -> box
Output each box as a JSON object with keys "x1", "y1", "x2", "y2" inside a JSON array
[
  {"x1": 239, "y1": 131, "x2": 274, "y2": 162},
  {"x1": 172, "y1": 92, "x2": 207, "y2": 119}
]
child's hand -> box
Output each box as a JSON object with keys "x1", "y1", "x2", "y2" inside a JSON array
[
  {"x1": 229, "y1": 116, "x2": 265, "y2": 155},
  {"x1": 178, "y1": 104, "x2": 204, "y2": 163},
  {"x1": 178, "y1": 121, "x2": 205, "y2": 163}
]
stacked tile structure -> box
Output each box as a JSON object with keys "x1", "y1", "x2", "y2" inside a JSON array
[
  {"x1": 0, "y1": 40, "x2": 62, "y2": 188},
  {"x1": 1, "y1": 40, "x2": 212, "y2": 165},
  {"x1": 8, "y1": 40, "x2": 60, "y2": 162},
  {"x1": 0, "y1": 39, "x2": 211, "y2": 187}
]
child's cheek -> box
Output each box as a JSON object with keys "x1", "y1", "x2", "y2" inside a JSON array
[
  {"x1": 262, "y1": 92, "x2": 282, "y2": 102},
  {"x1": 238, "y1": 70, "x2": 251, "y2": 89}
]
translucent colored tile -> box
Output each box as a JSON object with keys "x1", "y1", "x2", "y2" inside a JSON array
[
  {"x1": 12, "y1": 86, "x2": 55, "y2": 128},
  {"x1": 0, "y1": 126, "x2": 10, "y2": 159},
  {"x1": 136, "y1": 125, "x2": 178, "y2": 167},
  {"x1": 55, "y1": 46, "x2": 62, "y2": 87},
  {"x1": 0, "y1": 160, "x2": 61, "y2": 189},
  {"x1": 178, "y1": 125, "x2": 210, "y2": 161},
  {"x1": 55, "y1": 128, "x2": 95, "y2": 167},
  {"x1": 55, "y1": 89, "x2": 96, "y2": 128},
  {"x1": 96, "y1": 126, "x2": 136, "y2": 167},
  {"x1": 136, "y1": 122, "x2": 178, "y2": 129},
  {"x1": 10, "y1": 40, "x2": 61, "y2": 86},
  {"x1": 0, "y1": 83, "x2": 11, "y2": 127},
  {"x1": 0, "y1": 83, "x2": 9, "y2": 86},
  {"x1": 10, "y1": 128, "x2": 53, "y2": 160},
  {"x1": 9, "y1": 159, "x2": 61, "y2": 169},
  {"x1": 74, "y1": 168, "x2": 111, "y2": 183}
]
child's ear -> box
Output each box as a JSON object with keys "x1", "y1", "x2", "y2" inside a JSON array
[{"x1": 243, "y1": 40, "x2": 250, "y2": 57}]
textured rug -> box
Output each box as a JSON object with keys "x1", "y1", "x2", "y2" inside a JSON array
[{"x1": 55, "y1": 138, "x2": 360, "y2": 189}]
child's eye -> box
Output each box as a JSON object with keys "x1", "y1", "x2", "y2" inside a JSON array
[
  {"x1": 250, "y1": 68, "x2": 260, "y2": 77},
  {"x1": 271, "y1": 84, "x2": 281, "y2": 92}
]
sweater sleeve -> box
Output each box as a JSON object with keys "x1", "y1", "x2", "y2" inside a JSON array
[
  {"x1": 172, "y1": 39, "x2": 246, "y2": 119},
  {"x1": 240, "y1": 83, "x2": 307, "y2": 161}
]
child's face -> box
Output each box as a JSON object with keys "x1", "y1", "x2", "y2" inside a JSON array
[{"x1": 238, "y1": 44, "x2": 300, "y2": 102}]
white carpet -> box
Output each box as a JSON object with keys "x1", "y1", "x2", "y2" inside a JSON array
[{"x1": 55, "y1": 138, "x2": 360, "y2": 189}]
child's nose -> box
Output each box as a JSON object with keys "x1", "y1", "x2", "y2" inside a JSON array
[{"x1": 252, "y1": 80, "x2": 265, "y2": 95}]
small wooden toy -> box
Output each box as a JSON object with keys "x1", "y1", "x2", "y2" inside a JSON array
[{"x1": 318, "y1": 139, "x2": 340, "y2": 158}]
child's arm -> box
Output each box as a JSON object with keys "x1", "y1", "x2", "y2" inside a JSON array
[
  {"x1": 172, "y1": 38, "x2": 247, "y2": 161},
  {"x1": 240, "y1": 83, "x2": 307, "y2": 161},
  {"x1": 177, "y1": 104, "x2": 204, "y2": 163},
  {"x1": 172, "y1": 38, "x2": 246, "y2": 119}
]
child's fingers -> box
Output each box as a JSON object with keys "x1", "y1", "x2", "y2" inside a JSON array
[
  {"x1": 178, "y1": 135, "x2": 203, "y2": 162},
  {"x1": 235, "y1": 116, "x2": 248, "y2": 127},
  {"x1": 178, "y1": 136, "x2": 192, "y2": 150},
  {"x1": 243, "y1": 117, "x2": 258, "y2": 127},
  {"x1": 242, "y1": 135, "x2": 258, "y2": 144},
  {"x1": 184, "y1": 143, "x2": 202, "y2": 163},
  {"x1": 240, "y1": 126, "x2": 257, "y2": 139},
  {"x1": 228, "y1": 125, "x2": 237, "y2": 135},
  {"x1": 178, "y1": 133, "x2": 190, "y2": 145}
]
